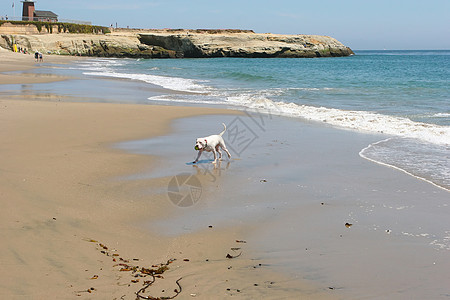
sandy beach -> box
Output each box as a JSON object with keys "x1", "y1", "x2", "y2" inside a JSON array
[
  {"x1": 0, "y1": 51, "x2": 337, "y2": 299},
  {"x1": 1, "y1": 49, "x2": 449, "y2": 300}
]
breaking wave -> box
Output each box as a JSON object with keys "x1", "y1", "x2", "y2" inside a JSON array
[{"x1": 83, "y1": 71, "x2": 209, "y2": 93}]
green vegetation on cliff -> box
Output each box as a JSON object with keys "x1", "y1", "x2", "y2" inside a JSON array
[{"x1": 0, "y1": 20, "x2": 109, "y2": 34}]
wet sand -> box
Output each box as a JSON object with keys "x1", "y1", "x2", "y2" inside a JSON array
[{"x1": 0, "y1": 51, "x2": 337, "y2": 299}]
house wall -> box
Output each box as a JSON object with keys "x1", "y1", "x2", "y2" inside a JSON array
[{"x1": 36, "y1": 17, "x2": 58, "y2": 22}]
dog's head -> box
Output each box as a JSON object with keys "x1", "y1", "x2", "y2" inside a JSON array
[{"x1": 194, "y1": 138, "x2": 207, "y2": 151}]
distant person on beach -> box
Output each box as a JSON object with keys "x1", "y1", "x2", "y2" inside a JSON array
[
  {"x1": 39, "y1": 53, "x2": 43, "y2": 62},
  {"x1": 35, "y1": 51, "x2": 39, "y2": 61}
]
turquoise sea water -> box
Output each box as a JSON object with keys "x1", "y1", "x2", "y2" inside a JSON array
[
  {"x1": 80, "y1": 50, "x2": 450, "y2": 190},
  {"x1": 83, "y1": 50, "x2": 449, "y2": 124}
]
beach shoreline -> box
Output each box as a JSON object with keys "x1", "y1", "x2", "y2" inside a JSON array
[
  {"x1": 1, "y1": 50, "x2": 448, "y2": 299},
  {"x1": 121, "y1": 114, "x2": 450, "y2": 299},
  {"x1": 0, "y1": 52, "x2": 337, "y2": 299}
]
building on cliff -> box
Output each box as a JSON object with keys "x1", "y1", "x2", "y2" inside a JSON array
[
  {"x1": 33, "y1": 10, "x2": 58, "y2": 22},
  {"x1": 21, "y1": 0, "x2": 35, "y2": 21},
  {"x1": 21, "y1": 0, "x2": 58, "y2": 22}
]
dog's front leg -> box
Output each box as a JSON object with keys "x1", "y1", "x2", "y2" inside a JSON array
[
  {"x1": 193, "y1": 150, "x2": 203, "y2": 163},
  {"x1": 216, "y1": 145, "x2": 223, "y2": 160},
  {"x1": 212, "y1": 149, "x2": 218, "y2": 164}
]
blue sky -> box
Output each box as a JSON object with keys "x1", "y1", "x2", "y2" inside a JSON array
[{"x1": 5, "y1": 0, "x2": 450, "y2": 49}]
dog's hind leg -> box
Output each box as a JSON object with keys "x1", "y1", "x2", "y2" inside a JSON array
[{"x1": 221, "y1": 143, "x2": 231, "y2": 159}]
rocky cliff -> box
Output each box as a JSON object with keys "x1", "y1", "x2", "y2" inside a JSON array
[
  {"x1": 138, "y1": 30, "x2": 353, "y2": 58},
  {"x1": 0, "y1": 28, "x2": 353, "y2": 58},
  {"x1": 0, "y1": 32, "x2": 176, "y2": 58}
]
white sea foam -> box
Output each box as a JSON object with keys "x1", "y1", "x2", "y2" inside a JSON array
[
  {"x1": 288, "y1": 87, "x2": 336, "y2": 91},
  {"x1": 148, "y1": 95, "x2": 218, "y2": 105},
  {"x1": 75, "y1": 58, "x2": 126, "y2": 72},
  {"x1": 359, "y1": 138, "x2": 450, "y2": 191},
  {"x1": 238, "y1": 97, "x2": 450, "y2": 146},
  {"x1": 84, "y1": 71, "x2": 208, "y2": 93},
  {"x1": 433, "y1": 113, "x2": 450, "y2": 118}
]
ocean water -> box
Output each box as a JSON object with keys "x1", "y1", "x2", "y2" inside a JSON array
[{"x1": 80, "y1": 50, "x2": 450, "y2": 190}]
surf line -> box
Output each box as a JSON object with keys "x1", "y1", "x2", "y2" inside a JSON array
[{"x1": 359, "y1": 138, "x2": 449, "y2": 192}]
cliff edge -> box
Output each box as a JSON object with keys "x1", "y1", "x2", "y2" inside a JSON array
[{"x1": 0, "y1": 28, "x2": 354, "y2": 58}]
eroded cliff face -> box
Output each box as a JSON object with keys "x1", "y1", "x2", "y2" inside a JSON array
[
  {"x1": 0, "y1": 29, "x2": 353, "y2": 58},
  {"x1": 0, "y1": 33, "x2": 177, "y2": 58},
  {"x1": 138, "y1": 32, "x2": 354, "y2": 58}
]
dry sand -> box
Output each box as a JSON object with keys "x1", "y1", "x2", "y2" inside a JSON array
[{"x1": 0, "y1": 51, "x2": 335, "y2": 299}]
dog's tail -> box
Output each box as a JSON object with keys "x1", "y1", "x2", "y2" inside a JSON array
[{"x1": 219, "y1": 123, "x2": 227, "y2": 136}]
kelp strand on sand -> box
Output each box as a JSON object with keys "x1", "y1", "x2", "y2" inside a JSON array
[
  {"x1": 83, "y1": 239, "x2": 182, "y2": 300},
  {"x1": 136, "y1": 276, "x2": 182, "y2": 300}
]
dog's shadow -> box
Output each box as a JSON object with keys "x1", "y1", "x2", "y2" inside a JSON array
[{"x1": 185, "y1": 160, "x2": 213, "y2": 165}]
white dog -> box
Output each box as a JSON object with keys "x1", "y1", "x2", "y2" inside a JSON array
[{"x1": 193, "y1": 123, "x2": 231, "y2": 164}]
